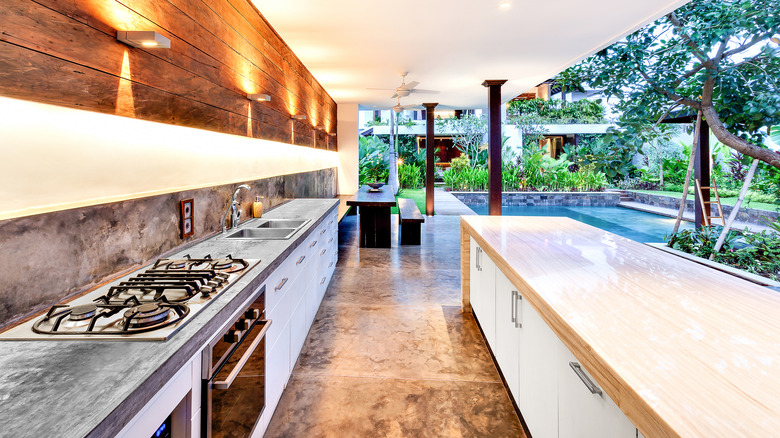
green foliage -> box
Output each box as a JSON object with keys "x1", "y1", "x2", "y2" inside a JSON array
[
  {"x1": 365, "y1": 116, "x2": 387, "y2": 127},
  {"x1": 359, "y1": 136, "x2": 388, "y2": 185},
  {"x1": 398, "y1": 164, "x2": 423, "y2": 189},
  {"x1": 443, "y1": 151, "x2": 607, "y2": 192},
  {"x1": 507, "y1": 98, "x2": 607, "y2": 124},
  {"x1": 668, "y1": 226, "x2": 780, "y2": 280},
  {"x1": 557, "y1": 0, "x2": 780, "y2": 162},
  {"x1": 573, "y1": 132, "x2": 638, "y2": 182},
  {"x1": 450, "y1": 155, "x2": 471, "y2": 172}
]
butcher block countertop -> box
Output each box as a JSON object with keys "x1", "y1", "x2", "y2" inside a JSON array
[{"x1": 460, "y1": 216, "x2": 780, "y2": 438}]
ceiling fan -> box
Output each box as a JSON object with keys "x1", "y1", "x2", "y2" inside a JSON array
[
  {"x1": 376, "y1": 97, "x2": 422, "y2": 113},
  {"x1": 368, "y1": 72, "x2": 440, "y2": 99}
]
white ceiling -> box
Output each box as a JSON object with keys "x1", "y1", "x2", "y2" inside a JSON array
[{"x1": 252, "y1": 0, "x2": 690, "y2": 110}]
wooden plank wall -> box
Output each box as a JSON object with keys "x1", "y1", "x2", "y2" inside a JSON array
[{"x1": 0, "y1": 0, "x2": 337, "y2": 150}]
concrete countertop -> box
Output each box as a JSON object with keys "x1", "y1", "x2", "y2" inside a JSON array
[{"x1": 0, "y1": 198, "x2": 338, "y2": 438}]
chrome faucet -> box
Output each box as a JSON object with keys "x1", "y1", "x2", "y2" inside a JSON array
[{"x1": 223, "y1": 184, "x2": 251, "y2": 233}]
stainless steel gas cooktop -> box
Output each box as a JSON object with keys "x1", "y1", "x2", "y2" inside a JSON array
[{"x1": 0, "y1": 254, "x2": 259, "y2": 341}]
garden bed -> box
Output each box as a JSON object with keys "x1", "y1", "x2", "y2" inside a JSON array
[
  {"x1": 627, "y1": 190, "x2": 779, "y2": 225},
  {"x1": 451, "y1": 191, "x2": 620, "y2": 207}
]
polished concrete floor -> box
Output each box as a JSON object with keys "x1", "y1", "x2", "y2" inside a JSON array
[{"x1": 265, "y1": 214, "x2": 524, "y2": 437}]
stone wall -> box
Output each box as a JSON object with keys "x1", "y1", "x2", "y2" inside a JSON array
[
  {"x1": 0, "y1": 168, "x2": 336, "y2": 328},
  {"x1": 626, "y1": 191, "x2": 779, "y2": 225},
  {"x1": 451, "y1": 191, "x2": 620, "y2": 207}
]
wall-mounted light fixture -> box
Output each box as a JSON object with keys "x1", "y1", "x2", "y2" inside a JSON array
[
  {"x1": 328, "y1": 132, "x2": 337, "y2": 137},
  {"x1": 315, "y1": 125, "x2": 325, "y2": 131},
  {"x1": 247, "y1": 93, "x2": 271, "y2": 102},
  {"x1": 117, "y1": 31, "x2": 171, "y2": 48},
  {"x1": 291, "y1": 114, "x2": 307, "y2": 121}
]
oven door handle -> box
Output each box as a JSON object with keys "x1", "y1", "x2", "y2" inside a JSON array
[{"x1": 212, "y1": 319, "x2": 272, "y2": 390}]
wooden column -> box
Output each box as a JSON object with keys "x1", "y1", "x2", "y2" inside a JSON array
[
  {"x1": 694, "y1": 119, "x2": 711, "y2": 228},
  {"x1": 482, "y1": 80, "x2": 507, "y2": 216},
  {"x1": 423, "y1": 103, "x2": 438, "y2": 216}
]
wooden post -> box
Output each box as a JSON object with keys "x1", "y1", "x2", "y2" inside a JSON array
[
  {"x1": 483, "y1": 80, "x2": 507, "y2": 216},
  {"x1": 423, "y1": 103, "x2": 438, "y2": 216},
  {"x1": 694, "y1": 118, "x2": 711, "y2": 228},
  {"x1": 710, "y1": 159, "x2": 759, "y2": 259}
]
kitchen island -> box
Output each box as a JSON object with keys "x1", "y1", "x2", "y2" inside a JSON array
[
  {"x1": 0, "y1": 199, "x2": 338, "y2": 438},
  {"x1": 461, "y1": 215, "x2": 780, "y2": 438}
]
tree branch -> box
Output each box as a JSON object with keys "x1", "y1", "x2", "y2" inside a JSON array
[
  {"x1": 637, "y1": 69, "x2": 701, "y2": 109},
  {"x1": 700, "y1": 77, "x2": 780, "y2": 169},
  {"x1": 667, "y1": 12, "x2": 710, "y2": 63},
  {"x1": 721, "y1": 31, "x2": 777, "y2": 60}
]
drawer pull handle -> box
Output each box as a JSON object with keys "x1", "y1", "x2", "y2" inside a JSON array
[
  {"x1": 213, "y1": 320, "x2": 272, "y2": 390},
  {"x1": 320, "y1": 228, "x2": 327, "y2": 235},
  {"x1": 274, "y1": 277, "x2": 288, "y2": 291},
  {"x1": 328, "y1": 238, "x2": 333, "y2": 243},
  {"x1": 296, "y1": 255, "x2": 306, "y2": 265},
  {"x1": 320, "y1": 249, "x2": 326, "y2": 256},
  {"x1": 569, "y1": 362, "x2": 602, "y2": 395},
  {"x1": 329, "y1": 220, "x2": 333, "y2": 225},
  {"x1": 328, "y1": 262, "x2": 333, "y2": 268},
  {"x1": 320, "y1": 277, "x2": 326, "y2": 285},
  {"x1": 310, "y1": 240, "x2": 317, "y2": 248}
]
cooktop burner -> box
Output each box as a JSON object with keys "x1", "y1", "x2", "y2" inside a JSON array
[{"x1": 1, "y1": 254, "x2": 260, "y2": 341}]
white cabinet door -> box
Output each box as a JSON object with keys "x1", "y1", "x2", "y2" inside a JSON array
[
  {"x1": 469, "y1": 238, "x2": 496, "y2": 348},
  {"x1": 265, "y1": 322, "x2": 291, "y2": 418},
  {"x1": 494, "y1": 269, "x2": 522, "y2": 405},
  {"x1": 469, "y1": 237, "x2": 481, "y2": 316},
  {"x1": 518, "y1": 296, "x2": 559, "y2": 438},
  {"x1": 558, "y1": 347, "x2": 636, "y2": 438},
  {"x1": 289, "y1": 281, "x2": 307, "y2": 370}
]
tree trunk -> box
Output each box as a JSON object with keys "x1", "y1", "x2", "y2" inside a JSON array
[
  {"x1": 660, "y1": 160, "x2": 664, "y2": 186},
  {"x1": 701, "y1": 77, "x2": 780, "y2": 169},
  {"x1": 388, "y1": 113, "x2": 400, "y2": 194}
]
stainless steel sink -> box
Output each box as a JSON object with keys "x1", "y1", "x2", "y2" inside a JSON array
[
  {"x1": 226, "y1": 228, "x2": 297, "y2": 240},
  {"x1": 225, "y1": 218, "x2": 310, "y2": 240},
  {"x1": 255, "y1": 219, "x2": 310, "y2": 229}
]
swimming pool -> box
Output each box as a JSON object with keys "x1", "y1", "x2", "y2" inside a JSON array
[{"x1": 470, "y1": 205, "x2": 694, "y2": 243}]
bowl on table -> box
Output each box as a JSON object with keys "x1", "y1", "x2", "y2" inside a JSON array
[{"x1": 367, "y1": 182, "x2": 384, "y2": 191}]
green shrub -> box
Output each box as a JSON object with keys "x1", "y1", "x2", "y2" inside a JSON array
[{"x1": 398, "y1": 164, "x2": 423, "y2": 189}]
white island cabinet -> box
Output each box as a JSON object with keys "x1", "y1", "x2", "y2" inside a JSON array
[{"x1": 469, "y1": 239, "x2": 636, "y2": 438}]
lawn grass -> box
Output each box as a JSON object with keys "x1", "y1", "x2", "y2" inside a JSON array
[
  {"x1": 632, "y1": 190, "x2": 779, "y2": 212},
  {"x1": 391, "y1": 188, "x2": 427, "y2": 214}
]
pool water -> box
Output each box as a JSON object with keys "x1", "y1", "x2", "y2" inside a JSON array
[{"x1": 470, "y1": 205, "x2": 695, "y2": 243}]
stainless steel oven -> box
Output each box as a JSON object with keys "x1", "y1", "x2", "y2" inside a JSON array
[{"x1": 202, "y1": 286, "x2": 271, "y2": 438}]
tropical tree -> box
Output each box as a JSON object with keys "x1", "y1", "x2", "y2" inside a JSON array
[
  {"x1": 441, "y1": 114, "x2": 487, "y2": 167},
  {"x1": 558, "y1": 0, "x2": 780, "y2": 168}
]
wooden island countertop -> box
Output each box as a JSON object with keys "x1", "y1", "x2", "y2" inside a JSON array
[{"x1": 460, "y1": 216, "x2": 780, "y2": 438}]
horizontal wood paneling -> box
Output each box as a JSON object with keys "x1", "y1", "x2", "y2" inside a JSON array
[{"x1": 0, "y1": 0, "x2": 336, "y2": 150}]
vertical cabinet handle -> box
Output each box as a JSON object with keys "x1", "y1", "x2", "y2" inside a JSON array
[
  {"x1": 476, "y1": 247, "x2": 482, "y2": 271},
  {"x1": 569, "y1": 362, "x2": 602, "y2": 395},
  {"x1": 514, "y1": 291, "x2": 522, "y2": 328},
  {"x1": 510, "y1": 290, "x2": 517, "y2": 324}
]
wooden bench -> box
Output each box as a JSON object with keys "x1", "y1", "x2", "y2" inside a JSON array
[{"x1": 397, "y1": 198, "x2": 425, "y2": 245}]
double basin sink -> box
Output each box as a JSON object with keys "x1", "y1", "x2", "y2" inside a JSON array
[{"x1": 226, "y1": 219, "x2": 310, "y2": 240}]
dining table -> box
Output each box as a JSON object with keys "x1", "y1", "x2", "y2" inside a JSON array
[{"x1": 346, "y1": 185, "x2": 397, "y2": 248}]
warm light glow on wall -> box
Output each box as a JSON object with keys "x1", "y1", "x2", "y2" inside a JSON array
[
  {"x1": 0, "y1": 97, "x2": 339, "y2": 220},
  {"x1": 247, "y1": 102, "x2": 253, "y2": 137},
  {"x1": 116, "y1": 50, "x2": 135, "y2": 117}
]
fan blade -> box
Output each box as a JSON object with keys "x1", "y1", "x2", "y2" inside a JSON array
[
  {"x1": 410, "y1": 88, "x2": 439, "y2": 94},
  {"x1": 404, "y1": 81, "x2": 419, "y2": 90},
  {"x1": 390, "y1": 93, "x2": 399, "y2": 99}
]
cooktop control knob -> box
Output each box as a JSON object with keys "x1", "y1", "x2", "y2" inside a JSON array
[
  {"x1": 200, "y1": 286, "x2": 213, "y2": 297},
  {"x1": 244, "y1": 309, "x2": 260, "y2": 320},
  {"x1": 223, "y1": 330, "x2": 241, "y2": 343},
  {"x1": 235, "y1": 319, "x2": 251, "y2": 331}
]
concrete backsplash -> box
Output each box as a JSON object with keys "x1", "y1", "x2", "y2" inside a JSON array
[{"x1": 0, "y1": 168, "x2": 336, "y2": 329}]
